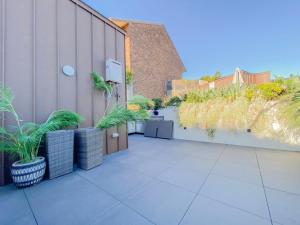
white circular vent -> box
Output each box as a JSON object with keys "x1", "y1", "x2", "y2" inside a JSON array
[{"x1": 62, "y1": 65, "x2": 75, "y2": 77}]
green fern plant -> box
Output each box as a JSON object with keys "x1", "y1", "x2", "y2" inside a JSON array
[
  {"x1": 128, "y1": 95, "x2": 154, "y2": 110},
  {"x1": 0, "y1": 85, "x2": 84, "y2": 163},
  {"x1": 96, "y1": 106, "x2": 148, "y2": 130},
  {"x1": 91, "y1": 72, "x2": 113, "y2": 94},
  {"x1": 90, "y1": 71, "x2": 150, "y2": 130},
  {"x1": 126, "y1": 69, "x2": 133, "y2": 85}
]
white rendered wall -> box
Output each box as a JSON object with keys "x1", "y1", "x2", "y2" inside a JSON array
[{"x1": 158, "y1": 108, "x2": 300, "y2": 151}]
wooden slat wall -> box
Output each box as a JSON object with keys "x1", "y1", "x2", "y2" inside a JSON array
[
  {"x1": 5, "y1": 0, "x2": 33, "y2": 126},
  {"x1": 92, "y1": 16, "x2": 107, "y2": 154},
  {"x1": 58, "y1": 0, "x2": 77, "y2": 111},
  {"x1": 0, "y1": 0, "x2": 127, "y2": 185},
  {"x1": 116, "y1": 32, "x2": 128, "y2": 150},
  {"x1": 0, "y1": 0, "x2": 4, "y2": 185},
  {"x1": 76, "y1": 6, "x2": 93, "y2": 127},
  {"x1": 35, "y1": 0, "x2": 57, "y2": 123},
  {"x1": 105, "y1": 25, "x2": 119, "y2": 154}
]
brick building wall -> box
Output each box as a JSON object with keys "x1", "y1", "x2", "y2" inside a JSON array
[
  {"x1": 171, "y1": 69, "x2": 271, "y2": 96},
  {"x1": 240, "y1": 70, "x2": 271, "y2": 84},
  {"x1": 112, "y1": 20, "x2": 186, "y2": 98},
  {"x1": 171, "y1": 80, "x2": 209, "y2": 96},
  {"x1": 214, "y1": 76, "x2": 234, "y2": 89}
]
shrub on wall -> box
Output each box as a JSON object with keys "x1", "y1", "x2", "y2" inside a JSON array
[
  {"x1": 178, "y1": 76, "x2": 300, "y2": 146},
  {"x1": 256, "y1": 82, "x2": 286, "y2": 100},
  {"x1": 152, "y1": 98, "x2": 164, "y2": 110},
  {"x1": 200, "y1": 71, "x2": 222, "y2": 82},
  {"x1": 128, "y1": 95, "x2": 154, "y2": 110},
  {"x1": 126, "y1": 69, "x2": 133, "y2": 85},
  {"x1": 165, "y1": 96, "x2": 182, "y2": 107},
  {"x1": 184, "y1": 85, "x2": 242, "y2": 103}
]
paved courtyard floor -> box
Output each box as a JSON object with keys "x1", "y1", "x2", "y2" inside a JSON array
[{"x1": 1, "y1": 135, "x2": 300, "y2": 225}]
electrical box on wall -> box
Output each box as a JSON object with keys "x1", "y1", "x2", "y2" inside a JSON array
[{"x1": 106, "y1": 59, "x2": 123, "y2": 83}]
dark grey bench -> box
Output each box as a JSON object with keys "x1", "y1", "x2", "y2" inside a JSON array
[{"x1": 144, "y1": 120, "x2": 173, "y2": 139}]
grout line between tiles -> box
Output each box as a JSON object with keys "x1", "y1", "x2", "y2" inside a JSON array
[
  {"x1": 154, "y1": 177, "x2": 198, "y2": 194},
  {"x1": 198, "y1": 194, "x2": 274, "y2": 223},
  {"x1": 255, "y1": 151, "x2": 274, "y2": 225},
  {"x1": 177, "y1": 146, "x2": 226, "y2": 225},
  {"x1": 75, "y1": 172, "x2": 157, "y2": 225},
  {"x1": 23, "y1": 189, "x2": 39, "y2": 225},
  {"x1": 208, "y1": 172, "x2": 263, "y2": 187},
  {"x1": 264, "y1": 185, "x2": 300, "y2": 197}
]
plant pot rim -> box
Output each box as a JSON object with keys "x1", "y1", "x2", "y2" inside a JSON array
[
  {"x1": 47, "y1": 129, "x2": 73, "y2": 133},
  {"x1": 12, "y1": 156, "x2": 45, "y2": 167},
  {"x1": 76, "y1": 127, "x2": 101, "y2": 131}
]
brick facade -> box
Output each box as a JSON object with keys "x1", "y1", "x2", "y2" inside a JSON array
[
  {"x1": 172, "y1": 69, "x2": 271, "y2": 96},
  {"x1": 112, "y1": 19, "x2": 186, "y2": 98}
]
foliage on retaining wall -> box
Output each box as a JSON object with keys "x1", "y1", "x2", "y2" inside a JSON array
[{"x1": 179, "y1": 76, "x2": 300, "y2": 145}]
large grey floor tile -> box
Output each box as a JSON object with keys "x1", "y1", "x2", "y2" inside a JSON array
[
  {"x1": 257, "y1": 150, "x2": 300, "y2": 195},
  {"x1": 256, "y1": 150, "x2": 300, "y2": 164},
  {"x1": 151, "y1": 148, "x2": 189, "y2": 164},
  {"x1": 0, "y1": 185, "x2": 36, "y2": 225},
  {"x1": 219, "y1": 147, "x2": 258, "y2": 166},
  {"x1": 128, "y1": 135, "x2": 151, "y2": 146},
  {"x1": 176, "y1": 156, "x2": 217, "y2": 173},
  {"x1": 158, "y1": 164, "x2": 209, "y2": 193},
  {"x1": 261, "y1": 169, "x2": 300, "y2": 195},
  {"x1": 144, "y1": 137, "x2": 174, "y2": 146},
  {"x1": 92, "y1": 203, "x2": 154, "y2": 225},
  {"x1": 77, "y1": 163, "x2": 152, "y2": 200},
  {"x1": 200, "y1": 174, "x2": 270, "y2": 219},
  {"x1": 130, "y1": 158, "x2": 174, "y2": 177},
  {"x1": 212, "y1": 160, "x2": 262, "y2": 185},
  {"x1": 184, "y1": 143, "x2": 223, "y2": 160},
  {"x1": 24, "y1": 174, "x2": 118, "y2": 225},
  {"x1": 124, "y1": 179, "x2": 195, "y2": 225},
  {"x1": 266, "y1": 188, "x2": 300, "y2": 225},
  {"x1": 130, "y1": 146, "x2": 162, "y2": 158},
  {"x1": 180, "y1": 195, "x2": 272, "y2": 225},
  {"x1": 107, "y1": 151, "x2": 148, "y2": 168},
  {"x1": 10, "y1": 214, "x2": 37, "y2": 225}
]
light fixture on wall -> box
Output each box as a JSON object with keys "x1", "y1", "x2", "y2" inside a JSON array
[
  {"x1": 62, "y1": 65, "x2": 75, "y2": 77},
  {"x1": 112, "y1": 132, "x2": 119, "y2": 138}
]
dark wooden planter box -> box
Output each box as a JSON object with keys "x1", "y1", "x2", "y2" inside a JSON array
[{"x1": 74, "y1": 128, "x2": 103, "y2": 170}]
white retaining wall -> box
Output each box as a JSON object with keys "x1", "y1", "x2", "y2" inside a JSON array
[{"x1": 158, "y1": 108, "x2": 300, "y2": 151}]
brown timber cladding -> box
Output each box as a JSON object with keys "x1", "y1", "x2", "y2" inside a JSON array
[{"x1": 0, "y1": 0, "x2": 127, "y2": 185}]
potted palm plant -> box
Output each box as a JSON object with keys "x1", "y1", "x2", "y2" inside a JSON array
[
  {"x1": 127, "y1": 95, "x2": 153, "y2": 134},
  {"x1": 152, "y1": 98, "x2": 163, "y2": 115},
  {"x1": 73, "y1": 73, "x2": 149, "y2": 170},
  {"x1": 0, "y1": 85, "x2": 83, "y2": 187},
  {"x1": 90, "y1": 72, "x2": 150, "y2": 128}
]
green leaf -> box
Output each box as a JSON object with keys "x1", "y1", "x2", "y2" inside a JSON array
[
  {"x1": 91, "y1": 72, "x2": 113, "y2": 94},
  {"x1": 96, "y1": 106, "x2": 149, "y2": 130},
  {"x1": 128, "y1": 95, "x2": 153, "y2": 110}
]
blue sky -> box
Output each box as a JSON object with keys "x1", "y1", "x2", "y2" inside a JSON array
[{"x1": 83, "y1": 0, "x2": 300, "y2": 79}]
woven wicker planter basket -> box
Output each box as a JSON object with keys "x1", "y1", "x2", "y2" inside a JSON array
[
  {"x1": 42, "y1": 130, "x2": 74, "y2": 179},
  {"x1": 11, "y1": 156, "x2": 46, "y2": 188},
  {"x1": 75, "y1": 128, "x2": 103, "y2": 170}
]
